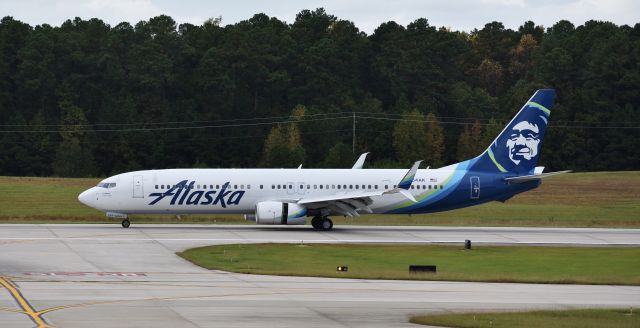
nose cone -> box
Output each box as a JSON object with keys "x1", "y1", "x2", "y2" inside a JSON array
[{"x1": 78, "y1": 188, "x2": 96, "y2": 208}]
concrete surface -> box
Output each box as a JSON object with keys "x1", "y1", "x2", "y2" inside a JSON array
[{"x1": 0, "y1": 224, "x2": 638, "y2": 327}]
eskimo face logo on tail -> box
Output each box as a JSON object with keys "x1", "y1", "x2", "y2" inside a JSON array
[
  {"x1": 506, "y1": 121, "x2": 540, "y2": 165},
  {"x1": 148, "y1": 180, "x2": 244, "y2": 208}
]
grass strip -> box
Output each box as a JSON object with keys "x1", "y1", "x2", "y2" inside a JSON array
[
  {"x1": 177, "y1": 244, "x2": 640, "y2": 285},
  {"x1": 409, "y1": 308, "x2": 639, "y2": 328}
]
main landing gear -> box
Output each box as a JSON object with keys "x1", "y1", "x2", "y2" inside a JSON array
[
  {"x1": 311, "y1": 216, "x2": 333, "y2": 231},
  {"x1": 121, "y1": 219, "x2": 130, "y2": 228}
]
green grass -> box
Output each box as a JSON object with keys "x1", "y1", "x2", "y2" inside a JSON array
[
  {"x1": 410, "y1": 308, "x2": 640, "y2": 328},
  {"x1": 177, "y1": 244, "x2": 640, "y2": 285},
  {"x1": 1, "y1": 171, "x2": 639, "y2": 227}
]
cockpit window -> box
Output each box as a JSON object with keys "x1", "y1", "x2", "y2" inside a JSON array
[{"x1": 97, "y1": 182, "x2": 116, "y2": 188}]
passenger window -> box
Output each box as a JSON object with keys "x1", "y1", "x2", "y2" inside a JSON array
[
  {"x1": 440, "y1": 185, "x2": 443, "y2": 189},
  {"x1": 337, "y1": 185, "x2": 341, "y2": 189},
  {"x1": 320, "y1": 185, "x2": 323, "y2": 189},
  {"x1": 240, "y1": 184, "x2": 244, "y2": 189},
  {"x1": 289, "y1": 185, "x2": 293, "y2": 189},
  {"x1": 375, "y1": 185, "x2": 378, "y2": 189},
  {"x1": 355, "y1": 185, "x2": 359, "y2": 189},
  {"x1": 410, "y1": 185, "x2": 414, "y2": 189},
  {"x1": 349, "y1": 185, "x2": 353, "y2": 189},
  {"x1": 300, "y1": 184, "x2": 304, "y2": 189},
  {"x1": 277, "y1": 185, "x2": 281, "y2": 189},
  {"x1": 343, "y1": 185, "x2": 347, "y2": 189},
  {"x1": 314, "y1": 185, "x2": 317, "y2": 189},
  {"x1": 384, "y1": 185, "x2": 388, "y2": 189},
  {"x1": 332, "y1": 184, "x2": 335, "y2": 189}
]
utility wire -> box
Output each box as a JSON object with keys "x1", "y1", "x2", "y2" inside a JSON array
[
  {"x1": 1, "y1": 113, "x2": 638, "y2": 133},
  {"x1": 2, "y1": 110, "x2": 639, "y2": 128}
]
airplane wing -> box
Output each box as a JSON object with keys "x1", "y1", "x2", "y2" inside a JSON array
[
  {"x1": 504, "y1": 170, "x2": 571, "y2": 184},
  {"x1": 297, "y1": 161, "x2": 422, "y2": 217}
]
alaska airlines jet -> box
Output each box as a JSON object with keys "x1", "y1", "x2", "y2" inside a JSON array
[{"x1": 78, "y1": 89, "x2": 568, "y2": 230}]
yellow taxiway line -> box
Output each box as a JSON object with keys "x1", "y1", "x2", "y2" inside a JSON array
[{"x1": 0, "y1": 276, "x2": 55, "y2": 328}]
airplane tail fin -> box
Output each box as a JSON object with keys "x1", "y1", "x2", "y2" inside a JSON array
[{"x1": 469, "y1": 89, "x2": 556, "y2": 174}]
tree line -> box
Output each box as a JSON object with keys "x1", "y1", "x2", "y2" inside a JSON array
[{"x1": 0, "y1": 9, "x2": 638, "y2": 177}]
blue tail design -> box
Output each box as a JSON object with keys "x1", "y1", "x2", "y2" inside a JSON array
[{"x1": 470, "y1": 89, "x2": 555, "y2": 174}]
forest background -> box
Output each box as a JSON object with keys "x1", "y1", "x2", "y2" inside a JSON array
[{"x1": 1, "y1": 8, "x2": 638, "y2": 177}]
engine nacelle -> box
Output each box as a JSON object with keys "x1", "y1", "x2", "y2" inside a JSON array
[{"x1": 255, "y1": 201, "x2": 307, "y2": 225}]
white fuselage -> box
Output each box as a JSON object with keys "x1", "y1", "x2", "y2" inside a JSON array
[{"x1": 79, "y1": 167, "x2": 458, "y2": 215}]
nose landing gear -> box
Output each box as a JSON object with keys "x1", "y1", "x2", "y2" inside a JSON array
[{"x1": 311, "y1": 216, "x2": 333, "y2": 231}]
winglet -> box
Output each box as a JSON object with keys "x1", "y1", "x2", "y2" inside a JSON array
[
  {"x1": 398, "y1": 160, "x2": 422, "y2": 190},
  {"x1": 352, "y1": 152, "x2": 369, "y2": 169}
]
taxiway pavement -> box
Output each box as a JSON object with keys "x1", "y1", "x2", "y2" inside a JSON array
[{"x1": 0, "y1": 224, "x2": 638, "y2": 327}]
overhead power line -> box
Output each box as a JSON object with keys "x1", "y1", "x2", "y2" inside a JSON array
[{"x1": 1, "y1": 113, "x2": 639, "y2": 133}]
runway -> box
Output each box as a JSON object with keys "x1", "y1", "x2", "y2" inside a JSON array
[{"x1": 1, "y1": 224, "x2": 639, "y2": 327}]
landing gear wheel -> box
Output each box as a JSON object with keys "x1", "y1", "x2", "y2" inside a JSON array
[
  {"x1": 320, "y1": 217, "x2": 333, "y2": 231},
  {"x1": 121, "y1": 219, "x2": 130, "y2": 228},
  {"x1": 311, "y1": 216, "x2": 322, "y2": 230}
]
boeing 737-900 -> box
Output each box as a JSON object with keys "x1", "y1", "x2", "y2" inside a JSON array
[{"x1": 78, "y1": 89, "x2": 568, "y2": 230}]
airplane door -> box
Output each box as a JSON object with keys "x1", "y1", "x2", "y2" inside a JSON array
[
  {"x1": 133, "y1": 175, "x2": 144, "y2": 198},
  {"x1": 470, "y1": 176, "x2": 480, "y2": 199}
]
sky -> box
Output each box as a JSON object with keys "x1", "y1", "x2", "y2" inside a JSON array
[{"x1": 1, "y1": 0, "x2": 638, "y2": 33}]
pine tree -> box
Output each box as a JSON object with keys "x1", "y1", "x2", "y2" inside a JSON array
[
  {"x1": 323, "y1": 142, "x2": 353, "y2": 168},
  {"x1": 457, "y1": 124, "x2": 472, "y2": 161},
  {"x1": 260, "y1": 105, "x2": 307, "y2": 167},
  {"x1": 392, "y1": 109, "x2": 427, "y2": 165},
  {"x1": 481, "y1": 118, "x2": 503, "y2": 149},
  {"x1": 52, "y1": 100, "x2": 96, "y2": 177},
  {"x1": 424, "y1": 112, "x2": 445, "y2": 167}
]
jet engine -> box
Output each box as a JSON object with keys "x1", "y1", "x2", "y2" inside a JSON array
[{"x1": 249, "y1": 201, "x2": 307, "y2": 225}]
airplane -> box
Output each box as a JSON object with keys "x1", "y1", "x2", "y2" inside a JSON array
[{"x1": 78, "y1": 89, "x2": 569, "y2": 230}]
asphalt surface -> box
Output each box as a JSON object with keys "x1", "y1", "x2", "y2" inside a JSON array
[{"x1": 0, "y1": 224, "x2": 639, "y2": 327}]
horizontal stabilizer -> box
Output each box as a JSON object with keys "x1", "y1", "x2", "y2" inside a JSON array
[{"x1": 504, "y1": 170, "x2": 571, "y2": 184}]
